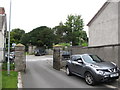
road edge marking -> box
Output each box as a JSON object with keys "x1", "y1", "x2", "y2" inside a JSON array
[
  {"x1": 104, "y1": 84, "x2": 118, "y2": 89},
  {"x1": 17, "y1": 72, "x2": 23, "y2": 88}
]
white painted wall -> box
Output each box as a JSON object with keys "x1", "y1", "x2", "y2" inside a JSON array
[
  {"x1": 0, "y1": 15, "x2": 6, "y2": 62},
  {"x1": 89, "y1": 2, "x2": 119, "y2": 46},
  {"x1": 0, "y1": 35, "x2": 4, "y2": 62},
  {"x1": 118, "y1": 2, "x2": 120, "y2": 44}
]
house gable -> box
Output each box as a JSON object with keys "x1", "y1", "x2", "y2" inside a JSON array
[
  {"x1": 87, "y1": 2, "x2": 110, "y2": 26},
  {"x1": 88, "y1": 1, "x2": 119, "y2": 46}
]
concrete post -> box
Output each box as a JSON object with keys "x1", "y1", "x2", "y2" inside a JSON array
[{"x1": 15, "y1": 44, "x2": 26, "y2": 72}]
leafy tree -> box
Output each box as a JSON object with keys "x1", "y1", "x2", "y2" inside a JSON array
[
  {"x1": 20, "y1": 33, "x2": 30, "y2": 44},
  {"x1": 10, "y1": 28, "x2": 25, "y2": 45},
  {"x1": 65, "y1": 14, "x2": 86, "y2": 46},
  {"x1": 21, "y1": 26, "x2": 55, "y2": 49},
  {"x1": 79, "y1": 30, "x2": 88, "y2": 46},
  {"x1": 53, "y1": 22, "x2": 70, "y2": 44}
]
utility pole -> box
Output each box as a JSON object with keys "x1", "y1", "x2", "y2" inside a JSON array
[{"x1": 7, "y1": 0, "x2": 12, "y2": 75}]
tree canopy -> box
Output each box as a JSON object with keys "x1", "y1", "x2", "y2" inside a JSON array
[
  {"x1": 53, "y1": 14, "x2": 88, "y2": 46},
  {"x1": 10, "y1": 28, "x2": 25, "y2": 45},
  {"x1": 53, "y1": 22, "x2": 70, "y2": 44},
  {"x1": 21, "y1": 26, "x2": 55, "y2": 48},
  {"x1": 10, "y1": 14, "x2": 88, "y2": 50},
  {"x1": 65, "y1": 14, "x2": 85, "y2": 46}
]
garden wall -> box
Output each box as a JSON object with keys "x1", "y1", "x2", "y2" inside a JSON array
[{"x1": 69, "y1": 44, "x2": 120, "y2": 67}]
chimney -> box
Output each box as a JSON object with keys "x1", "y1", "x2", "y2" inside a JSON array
[{"x1": 0, "y1": 7, "x2": 5, "y2": 14}]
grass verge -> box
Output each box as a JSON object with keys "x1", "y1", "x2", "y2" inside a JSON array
[
  {"x1": 2, "y1": 71, "x2": 18, "y2": 88},
  {"x1": 2, "y1": 62, "x2": 18, "y2": 88}
]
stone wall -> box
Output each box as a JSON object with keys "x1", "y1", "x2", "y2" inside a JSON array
[
  {"x1": 53, "y1": 44, "x2": 120, "y2": 70},
  {"x1": 69, "y1": 44, "x2": 120, "y2": 67}
]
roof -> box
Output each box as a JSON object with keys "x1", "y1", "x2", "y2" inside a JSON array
[
  {"x1": 16, "y1": 43, "x2": 24, "y2": 47},
  {"x1": 87, "y1": 2, "x2": 110, "y2": 26}
]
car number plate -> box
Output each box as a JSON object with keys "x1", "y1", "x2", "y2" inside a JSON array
[{"x1": 110, "y1": 73, "x2": 119, "y2": 77}]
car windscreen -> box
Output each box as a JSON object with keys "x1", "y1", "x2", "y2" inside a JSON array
[{"x1": 82, "y1": 54, "x2": 103, "y2": 63}]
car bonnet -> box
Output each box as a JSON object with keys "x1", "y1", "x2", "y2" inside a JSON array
[{"x1": 90, "y1": 61, "x2": 116, "y2": 69}]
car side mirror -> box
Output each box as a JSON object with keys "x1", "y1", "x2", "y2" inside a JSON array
[{"x1": 78, "y1": 60, "x2": 83, "y2": 63}]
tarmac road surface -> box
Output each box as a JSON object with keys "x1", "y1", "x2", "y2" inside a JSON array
[{"x1": 22, "y1": 55, "x2": 119, "y2": 89}]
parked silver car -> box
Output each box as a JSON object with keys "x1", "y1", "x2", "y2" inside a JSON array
[{"x1": 66, "y1": 54, "x2": 120, "y2": 85}]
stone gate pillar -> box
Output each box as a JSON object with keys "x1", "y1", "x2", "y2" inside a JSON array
[
  {"x1": 15, "y1": 44, "x2": 26, "y2": 72},
  {"x1": 53, "y1": 48, "x2": 62, "y2": 70}
]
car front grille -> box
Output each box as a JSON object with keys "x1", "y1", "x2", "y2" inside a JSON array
[
  {"x1": 101, "y1": 68, "x2": 117, "y2": 72},
  {"x1": 108, "y1": 68, "x2": 117, "y2": 72}
]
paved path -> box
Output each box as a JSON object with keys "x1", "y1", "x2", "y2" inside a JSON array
[{"x1": 22, "y1": 55, "x2": 119, "y2": 89}]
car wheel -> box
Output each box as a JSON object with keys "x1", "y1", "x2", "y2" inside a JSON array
[
  {"x1": 66, "y1": 67, "x2": 72, "y2": 76},
  {"x1": 85, "y1": 72, "x2": 95, "y2": 85}
]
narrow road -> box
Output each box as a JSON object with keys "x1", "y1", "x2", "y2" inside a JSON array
[{"x1": 22, "y1": 55, "x2": 119, "y2": 89}]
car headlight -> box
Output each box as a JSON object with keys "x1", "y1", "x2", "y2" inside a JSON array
[
  {"x1": 117, "y1": 67, "x2": 120, "y2": 71},
  {"x1": 111, "y1": 62, "x2": 116, "y2": 66},
  {"x1": 96, "y1": 69, "x2": 104, "y2": 75},
  {"x1": 91, "y1": 64, "x2": 99, "y2": 68}
]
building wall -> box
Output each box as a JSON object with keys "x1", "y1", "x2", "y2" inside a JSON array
[
  {"x1": 0, "y1": 32, "x2": 4, "y2": 62},
  {"x1": 0, "y1": 9, "x2": 6, "y2": 62},
  {"x1": 0, "y1": 16, "x2": 3, "y2": 30},
  {"x1": 89, "y1": 2, "x2": 119, "y2": 46},
  {"x1": 0, "y1": 16, "x2": 4, "y2": 62}
]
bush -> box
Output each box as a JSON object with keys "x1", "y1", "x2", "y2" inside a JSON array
[
  {"x1": 82, "y1": 42, "x2": 88, "y2": 47},
  {"x1": 59, "y1": 43, "x2": 71, "y2": 46},
  {"x1": 2, "y1": 62, "x2": 15, "y2": 70}
]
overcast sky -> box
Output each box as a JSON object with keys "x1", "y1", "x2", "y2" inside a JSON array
[{"x1": 0, "y1": 0, "x2": 107, "y2": 33}]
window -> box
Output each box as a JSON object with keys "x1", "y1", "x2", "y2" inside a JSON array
[
  {"x1": 71, "y1": 56, "x2": 76, "y2": 61},
  {"x1": 82, "y1": 54, "x2": 103, "y2": 63},
  {"x1": 71, "y1": 55, "x2": 82, "y2": 61},
  {"x1": 90, "y1": 55, "x2": 103, "y2": 62}
]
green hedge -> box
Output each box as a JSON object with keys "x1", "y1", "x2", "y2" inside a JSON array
[{"x1": 2, "y1": 62, "x2": 15, "y2": 70}]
